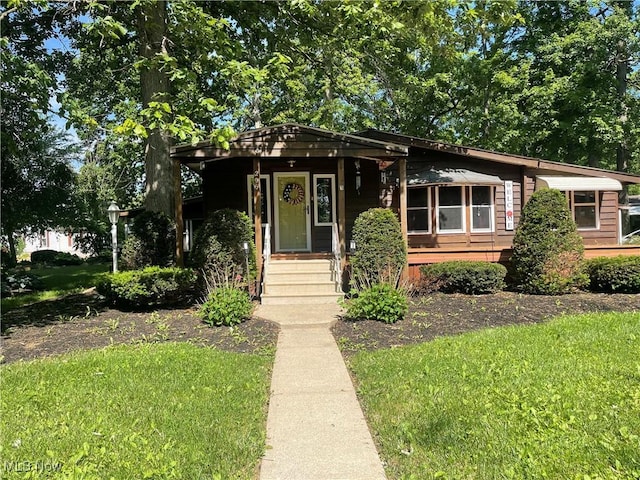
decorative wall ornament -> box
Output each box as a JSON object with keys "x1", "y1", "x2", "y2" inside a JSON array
[{"x1": 283, "y1": 183, "x2": 305, "y2": 205}]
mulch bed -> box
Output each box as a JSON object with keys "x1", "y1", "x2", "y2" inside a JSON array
[{"x1": 1, "y1": 290, "x2": 638, "y2": 364}]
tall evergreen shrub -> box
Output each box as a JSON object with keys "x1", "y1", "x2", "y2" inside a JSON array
[
  {"x1": 189, "y1": 209, "x2": 255, "y2": 284},
  {"x1": 351, "y1": 208, "x2": 407, "y2": 286},
  {"x1": 510, "y1": 189, "x2": 587, "y2": 294},
  {"x1": 120, "y1": 211, "x2": 176, "y2": 270}
]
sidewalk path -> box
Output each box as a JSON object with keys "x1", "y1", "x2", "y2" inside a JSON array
[{"x1": 256, "y1": 304, "x2": 387, "y2": 480}]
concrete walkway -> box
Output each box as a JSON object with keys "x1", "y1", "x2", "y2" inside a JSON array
[{"x1": 256, "y1": 304, "x2": 387, "y2": 480}]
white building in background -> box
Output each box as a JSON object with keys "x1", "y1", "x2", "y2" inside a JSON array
[{"x1": 22, "y1": 228, "x2": 87, "y2": 257}]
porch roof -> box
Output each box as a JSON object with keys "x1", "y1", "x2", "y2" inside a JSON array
[{"x1": 172, "y1": 123, "x2": 408, "y2": 172}]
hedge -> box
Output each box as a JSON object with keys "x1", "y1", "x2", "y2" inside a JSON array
[
  {"x1": 97, "y1": 267, "x2": 197, "y2": 309},
  {"x1": 585, "y1": 256, "x2": 640, "y2": 293},
  {"x1": 420, "y1": 261, "x2": 507, "y2": 294}
]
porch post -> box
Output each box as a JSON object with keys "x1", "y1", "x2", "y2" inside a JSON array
[
  {"x1": 174, "y1": 158, "x2": 184, "y2": 267},
  {"x1": 338, "y1": 157, "x2": 347, "y2": 269},
  {"x1": 398, "y1": 158, "x2": 409, "y2": 279},
  {"x1": 253, "y1": 159, "x2": 263, "y2": 292}
]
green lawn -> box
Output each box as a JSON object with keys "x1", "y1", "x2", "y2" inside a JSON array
[
  {"x1": 1, "y1": 263, "x2": 110, "y2": 311},
  {"x1": 1, "y1": 343, "x2": 273, "y2": 479},
  {"x1": 350, "y1": 312, "x2": 640, "y2": 479}
]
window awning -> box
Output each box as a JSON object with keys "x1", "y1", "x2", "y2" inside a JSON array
[
  {"x1": 408, "y1": 168, "x2": 503, "y2": 186},
  {"x1": 536, "y1": 176, "x2": 622, "y2": 191}
]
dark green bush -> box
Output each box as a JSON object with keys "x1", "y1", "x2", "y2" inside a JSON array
[
  {"x1": 30, "y1": 249, "x2": 59, "y2": 264},
  {"x1": 510, "y1": 189, "x2": 587, "y2": 294},
  {"x1": 120, "y1": 211, "x2": 176, "y2": 270},
  {"x1": 52, "y1": 252, "x2": 84, "y2": 266},
  {"x1": 420, "y1": 261, "x2": 507, "y2": 294},
  {"x1": 585, "y1": 256, "x2": 640, "y2": 293},
  {"x1": 86, "y1": 251, "x2": 112, "y2": 264},
  {"x1": 189, "y1": 209, "x2": 256, "y2": 283},
  {"x1": 342, "y1": 282, "x2": 408, "y2": 324},
  {"x1": 198, "y1": 286, "x2": 253, "y2": 327},
  {"x1": 351, "y1": 208, "x2": 407, "y2": 287},
  {"x1": 96, "y1": 267, "x2": 196, "y2": 309}
]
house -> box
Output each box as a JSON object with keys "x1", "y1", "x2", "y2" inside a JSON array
[
  {"x1": 171, "y1": 123, "x2": 640, "y2": 292},
  {"x1": 22, "y1": 228, "x2": 87, "y2": 258}
]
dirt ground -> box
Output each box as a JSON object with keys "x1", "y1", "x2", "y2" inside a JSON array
[{"x1": 1, "y1": 290, "x2": 638, "y2": 364}]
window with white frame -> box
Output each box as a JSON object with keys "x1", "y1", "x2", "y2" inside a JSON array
[
  {"x1": 246, "y1": 174, "x2": 271, "y2": 226},
  {"x1": 407, "y1": 187, "x2": 431, "y2": 233},
  {"x1": 313, "y1": 174, "x2": 336, "y2": 226},
  {"x1": 437, "y1": 186, "x2": 465, "y2": 233},
  {"x1": 470, "y1": 186, "x2": 494, "y2": 232},
  {"x1": 568, "y1": 190, "x2": 599, "y2": 229}
]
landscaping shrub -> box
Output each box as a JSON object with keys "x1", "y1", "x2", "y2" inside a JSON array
[
  {"x1": 510, "y1": 189, "x2": 587, "y2": 294},
  {"x1": 342, "y1": 282, "x2": 408, "y2": 324},
  {"x1": 350, "y1": 208, "x2": 407, "y2": 287},
  {"x1": 120, "y1": 211, "x2": 176, "y2": 270},
  {"x1": 97, "y1": 267, "x2": 196, "y2": 309},
  {"x1": 198, "y1": 286, "x2": 253, "y2": 327},
  {"x1": 189, "y1": 209, "x2": 256, "y2": 284},
  {"x1": 30, "y1": 249, "x2": 59, "y2": 264},
  {"x1": 585, "y1": 255, "x2": 640, "y2": 293},
  {"x1": 420, "y1": 261, "x2": 507, "y2": 294},
  {"x1": 1, "y1": 270, "x2": 45, "y2": 295},
  {"x1": 86, "y1": 251, "x2": 112, "y2": 264},
  {"x1": 52, "y1": 252, "x2": 84, "y2": 266}
]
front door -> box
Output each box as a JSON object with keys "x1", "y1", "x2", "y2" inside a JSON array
[{"x1": 274, "y1": 172, "x2": 311, "y2": 252}]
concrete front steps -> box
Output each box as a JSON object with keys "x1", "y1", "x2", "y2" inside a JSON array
[{"x1": 261, "y1": 259, "x2": 344, "y2": 305}]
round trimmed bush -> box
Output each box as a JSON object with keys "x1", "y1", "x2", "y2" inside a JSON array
[
  {"x1": 510, "y1": 189, "x2": 587, "y2": 294},
  {"x1": 351, "y1": 208, "x2": 407, "y2": 287},
  {"x1": 30, "y1": 249, "x2": 59, "y2": 264},
  {"x1": 198, "y1": 286, "x2": 253, "y2": 327},
  {"x1": 420, "y1": 261, "x2": 507, "y2": 294}
]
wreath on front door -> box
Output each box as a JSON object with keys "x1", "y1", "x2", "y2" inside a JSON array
[{"x1": 283, "y1": 182, "x2": 305, "y2": 205}]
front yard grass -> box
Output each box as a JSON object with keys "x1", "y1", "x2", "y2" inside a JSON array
[
  {"x1": 1, "y1": 343, "x2": 272, "y2": 479},
  {"x1": 2, "y1": 263, "x2": 110, "y2": 311},
  {"x1": 350, "y1": 312, "x2": 640, "y2": 479}
]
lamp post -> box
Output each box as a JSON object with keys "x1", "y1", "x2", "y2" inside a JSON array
[{"x1": 107, "y1": 201, "x2": 120, "y2": 273}]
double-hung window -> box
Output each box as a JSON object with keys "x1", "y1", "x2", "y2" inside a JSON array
[
  {"x1": 407, "y1": 187, "x2": 431, "y2": 233},
  {"x1": 470, "y1": 186, "x2": 494, "y2": 232},
  {"x1": 568, "y1": 191, "x2": 599, "y2": 229},
  {"x1": 437, "y1": 186, "x2": 465, "y2": 233}
]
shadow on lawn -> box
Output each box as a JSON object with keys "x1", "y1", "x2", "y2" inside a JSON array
[{"x1": 1, "y1": 291, "x2": 108, "y2": 334}]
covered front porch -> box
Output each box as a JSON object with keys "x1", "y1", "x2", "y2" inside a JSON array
[{"x1": 172, "y1": 124, "x2": 408, "y2": 292}]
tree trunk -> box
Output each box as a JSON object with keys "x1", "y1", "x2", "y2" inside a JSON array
[
  {"x1": 6, "y1": 230, "x2": 17, "y2": 267},
  {"x1": 137, "y1": 0, "x2": 173, "y2": 218}
]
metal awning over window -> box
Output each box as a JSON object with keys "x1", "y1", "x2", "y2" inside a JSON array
[
  {"x1": 536, "y1": 176, "x2": 622, "y2": 191},
  {"x1": 408, "y1": 168, "x2": 503, "y2": 186}
]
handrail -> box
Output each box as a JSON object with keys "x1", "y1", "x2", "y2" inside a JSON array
[
  {"x1": 263, "y1": 223, "x2": 271, "y2": 269},
  {"x1": 331, "y1": 222, "x2": 342, "y2": 293}
]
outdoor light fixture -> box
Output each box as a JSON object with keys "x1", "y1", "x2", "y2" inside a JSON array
[
  {"x1": 288, "y1": 159, "x2": 296, "y2": 168},
  {"x1": 107, "y1": 201, "x2": 120, "y2": 273},
  {"x1": 349, "y1": 239, "x2": 356, "y2": 254},
  {"x1": 354, "y1": 159, "x2": 361, "y2": 195}
]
